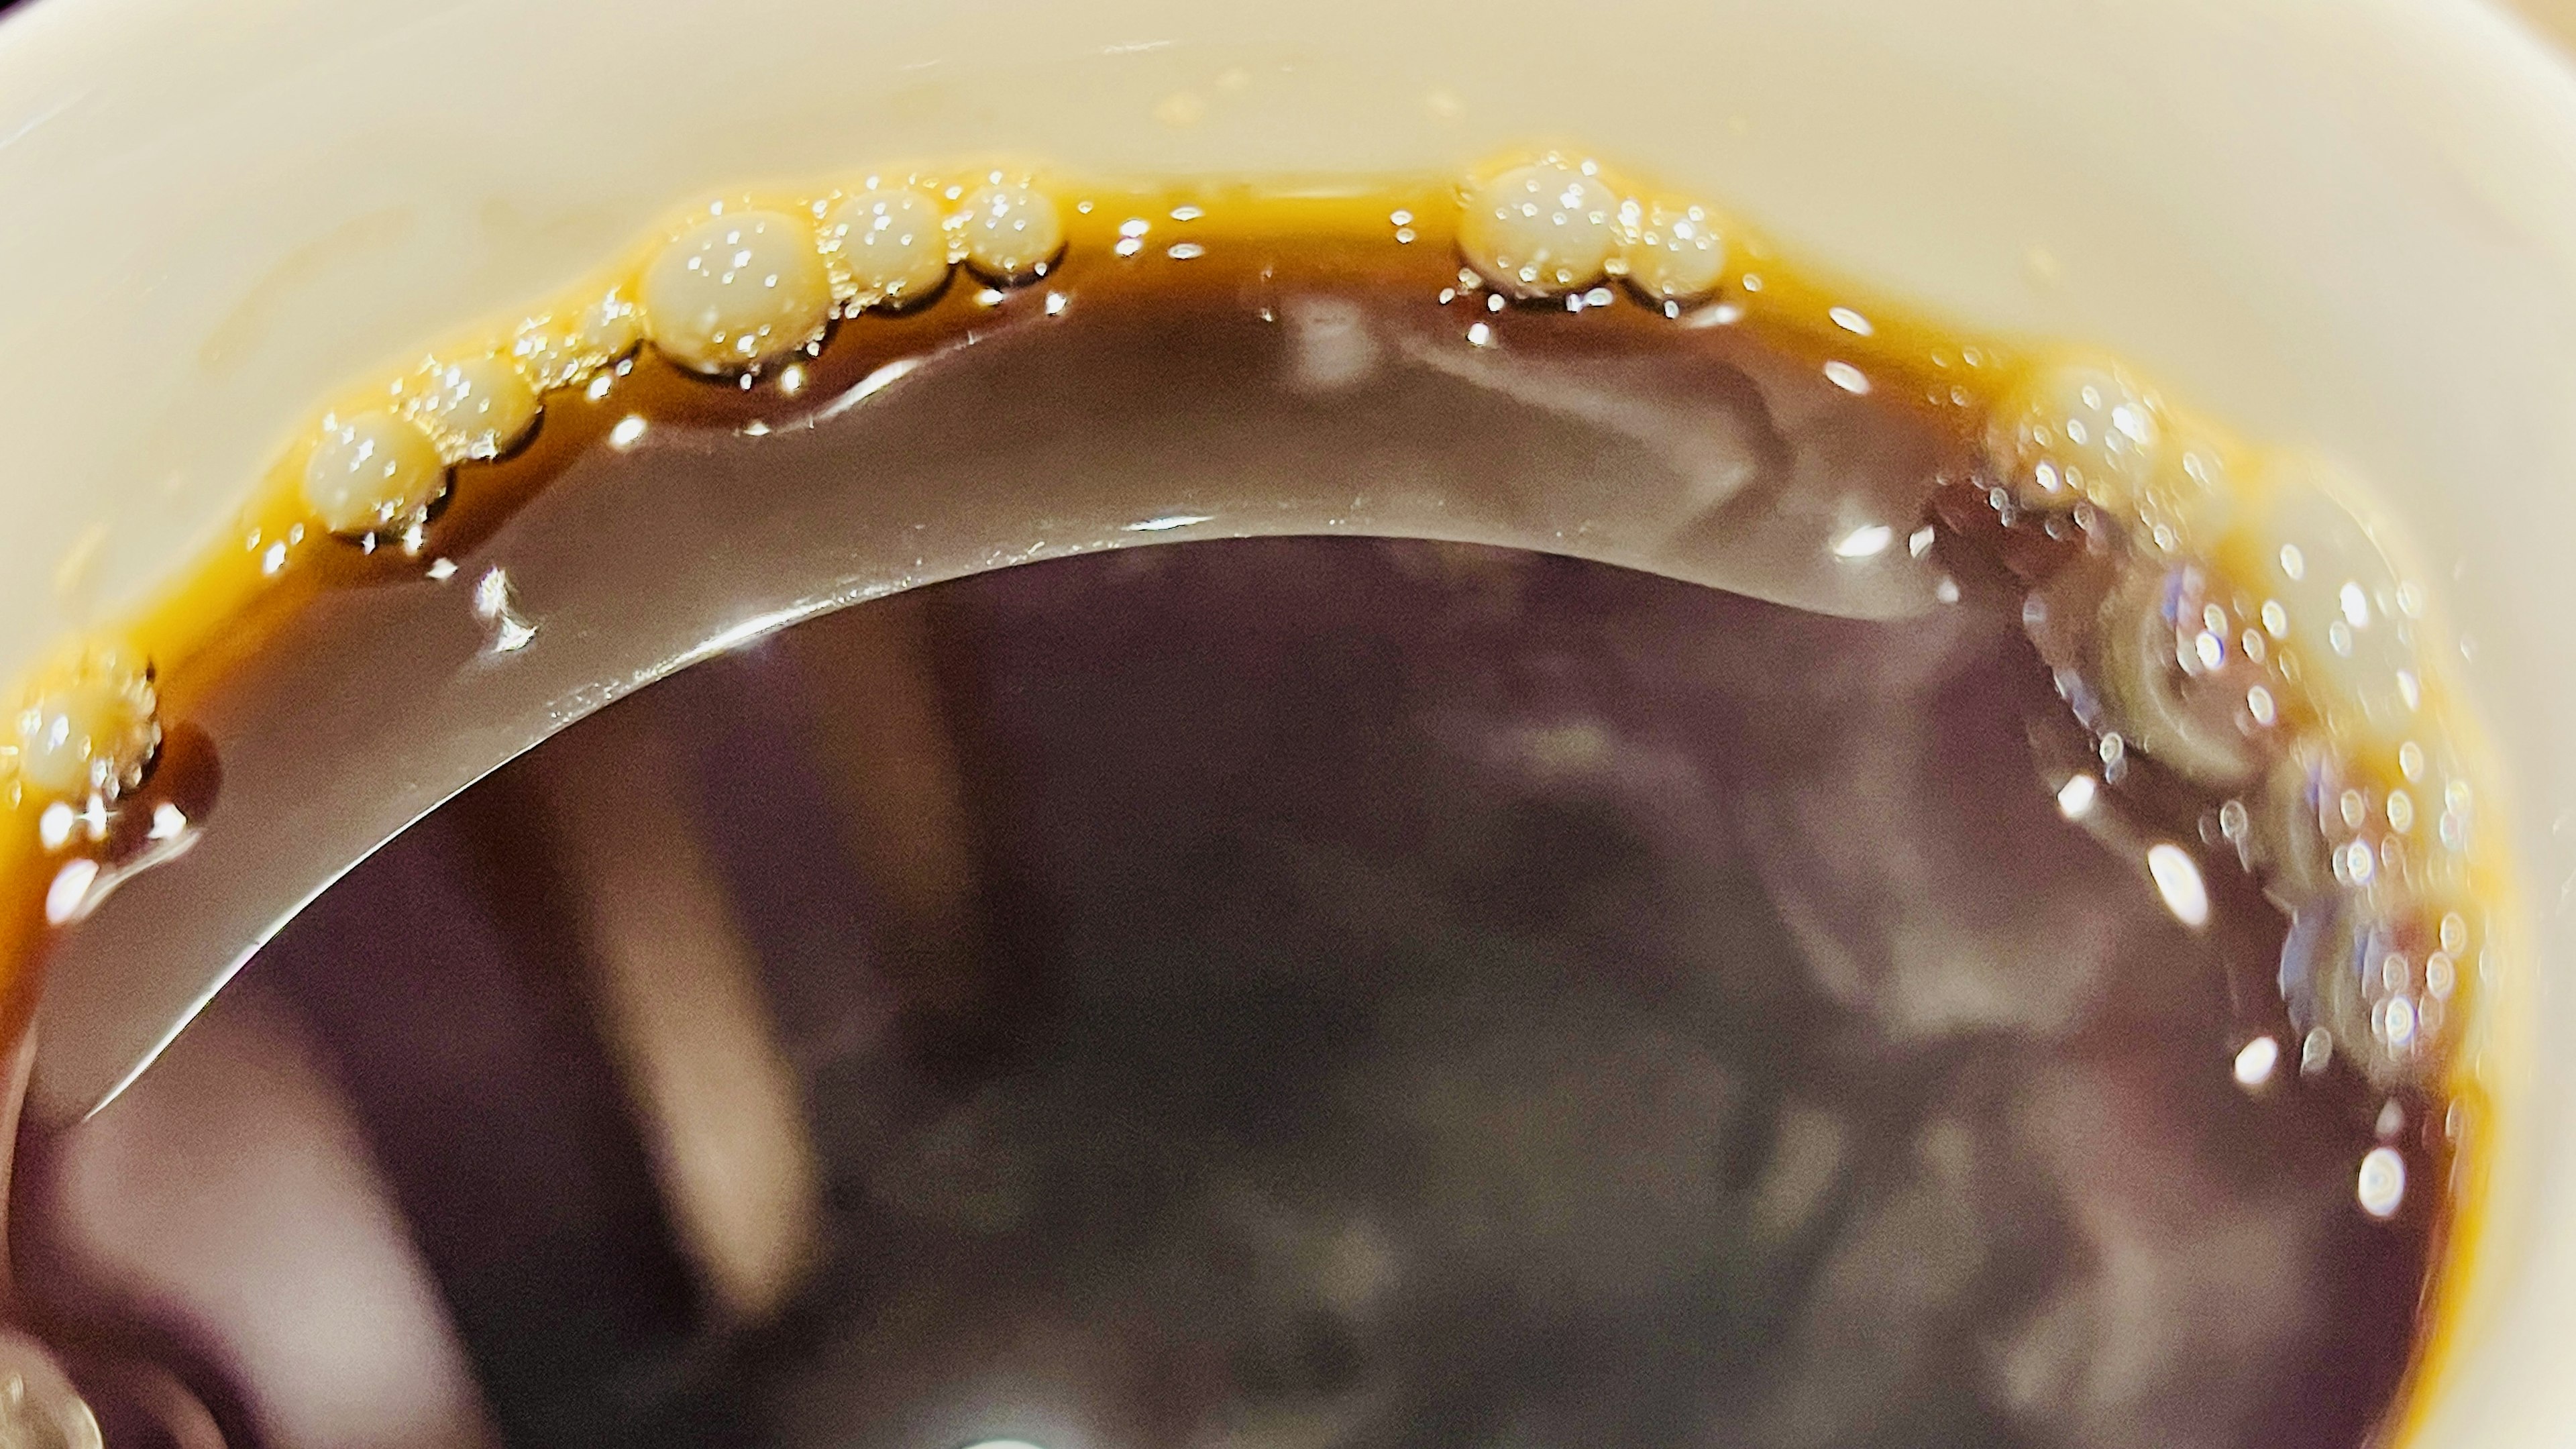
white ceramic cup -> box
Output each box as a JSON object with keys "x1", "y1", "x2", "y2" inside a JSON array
[{"x1": 3, "y1": 0, "x2": 2574, "y2": 1442}]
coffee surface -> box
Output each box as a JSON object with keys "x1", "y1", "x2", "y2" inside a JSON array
[
  {"x1": 12, "y1": 537, "x2": 2434, "y2": 1449},
  {"x1": 0, "y1": 172, "x2": 2475, "y2": 1449}
]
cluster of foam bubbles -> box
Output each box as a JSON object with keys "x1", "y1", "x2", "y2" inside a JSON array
[
  {"x1": 294, "y1": 170, "x2": 1065, "y2": 547},
  {"x1": 1455, "y1": 153, "x2": 1731, "y2": 309},
  {"x1": 1450, "y1": 152, "x2": 2488, "y2": 1093},
  {"x1": 0, "y1": 168, "x2": 1065, "y2": 820},
  {"x1": 0, "y1": 154, "x2": 2493, "y2": 1101},
  {"x1": 1990, "y1": 364, "x2": 2481, "y2": 1093}
]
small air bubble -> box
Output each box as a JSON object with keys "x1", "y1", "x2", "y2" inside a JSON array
[
  {"x1": 2057, "y1": 774, "x2": 2098, "y2": 820},
  {"x1": 1823, "y1": 360, "x2": 1870, "y2": 394},
  {"x1": 2233, "y1": 1036, "x2": 2279, "y2": 1088},
  {"x1": 2147, "y1": 843, "x2": 2210, "y2": 927},
  {"x1": 44, "y1": 859, "x2": 100, "y2": 925},
  {"x1": 2280, "y1": 544, "x2": 2307, "y2": 581},
  {"x1": 2357, "y1": 1146, "x2": 2406, "y2": 1218},
  {"x1": 2247, "y1": 686, "x2": 2277, "y2": 727},
  {"x1": 2218, "y1": 798, "x2": 2250, "y2": 839},
  {"x1": 1829, "y1": 306, "x2": 1874, "y2": 335},
  {"x1": 608, "y1": 415, "x2": 647, "y2": 449},
  {"x1": 2301, "y1": 1028, "x2": 2333, "y2": 1075},
  {"x1": 1908, "y1": 525, "x2": 1935, "y2": 558},
  {"x1": 1167, "y1": 242, "x2": 1206, "y2": 260},
  {"x1": 1466, "y1": 322, "x2": 1495, "y2": 348},
  {"x1": 1831, "y1": 524, "x2": 1893, "y2": 559}
]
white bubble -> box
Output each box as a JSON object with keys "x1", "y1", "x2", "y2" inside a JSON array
[
  {"x1": 1823, "y1": 360, "x2": 1872, "y2": 394},
  {"x1": 1458, "y1": 158, "x2": 1620, "y2": 299},
  {"x1": 2146, "y1": 843, "x2": 2210, "y2": 928},
  {"x1": 2357, "y1": 1146, "x2": 2406, "y2": 1218},
  {"x1": 1987, "y1": 360, "x2": 2163, "y2": 513},
  {"x1": 44, "y1": 858, "x2": 99, "y2": 926},
  {"x1": 2301, "y1": 1027, "x2": 2333, "y2": 1075},
  {"x1": 404, "y1": 353, "x2": 540, "y2": 462},
  {"x1": 511, "y1": 288, "x2": 643, "y2": 392},
  {"x1": 956, "y1": 180, "x2": 1066, "y2": 282},
  {"x1": 1831, "y1": 523, "x2": 1893, "y2": 559},
  {"x1": 2236, "y1": 458, "x2": 2422, "y2": 744},
  {"x1": 639, "y1": 209, "x2": 833, "y2": 373},
  {"x1": 1619, "y1": 199, "x2": 1727, "y2": 303},
  {"x1": 303, "y1": 408, "x2": 447, "y2": 536},
  {"x1": 2056, "y1": 774, "x2": 2098, "y2": 820},
  {"x1": 821, "y1": 185, "x2": 953, "y2": 307},
  {"x1": 2233, "y1": 1036, "x2": 2279, "y2": 1087},
  {"x1": 6, "y1": 650, "x2": 160, "y2": 803}
]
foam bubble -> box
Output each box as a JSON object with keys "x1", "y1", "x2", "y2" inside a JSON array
[
  {"x1": 302, "y1": 409, "x2": 447, "y2": 537},
  {"x1": 5, "y1": 649, "x2": 160, "y2": 805},
  {"x1": 1619, "y1": 198, "x2": 1727, "y2": 303},
  {"x1": 402, "y1": 353, "x2": 540, "y2": 462},
  {"x1": 955, "y1": 180, "x2": 1065, "y2": 283},
  {"x1": 822, "y1": 185, "x2": 953, "y2": 308},
  {"x1": 1988, "y1": 360, "x2": 2165, "y2": 515},
  {"x1": 2357, "y1": 1146, "x2": 2406, "y2": 1218},
  {"x1": 2235, "y1": 458, "x2": 2420, "y2": 745},
  {"x1": 511, "y1": 288, "x2": 643, "y2": 393},
  {"x1": 638, "y1": 209, "x2": 834, "y2": 374},
  {"x1": 1458, "y1": 158, "x2": 1621, "y2": 300}
]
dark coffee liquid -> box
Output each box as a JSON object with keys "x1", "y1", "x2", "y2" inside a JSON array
[{"x1": 0, "y1": 188, "x2": 2458, "y2": 1449}]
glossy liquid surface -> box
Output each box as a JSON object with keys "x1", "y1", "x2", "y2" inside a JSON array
[
  {"x1": 0, "y1": 178, "x2": 2479, "y2": 1449},
  {"x1": 18, "y1": 538, "x2": 2443, "y2": 1449}
]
